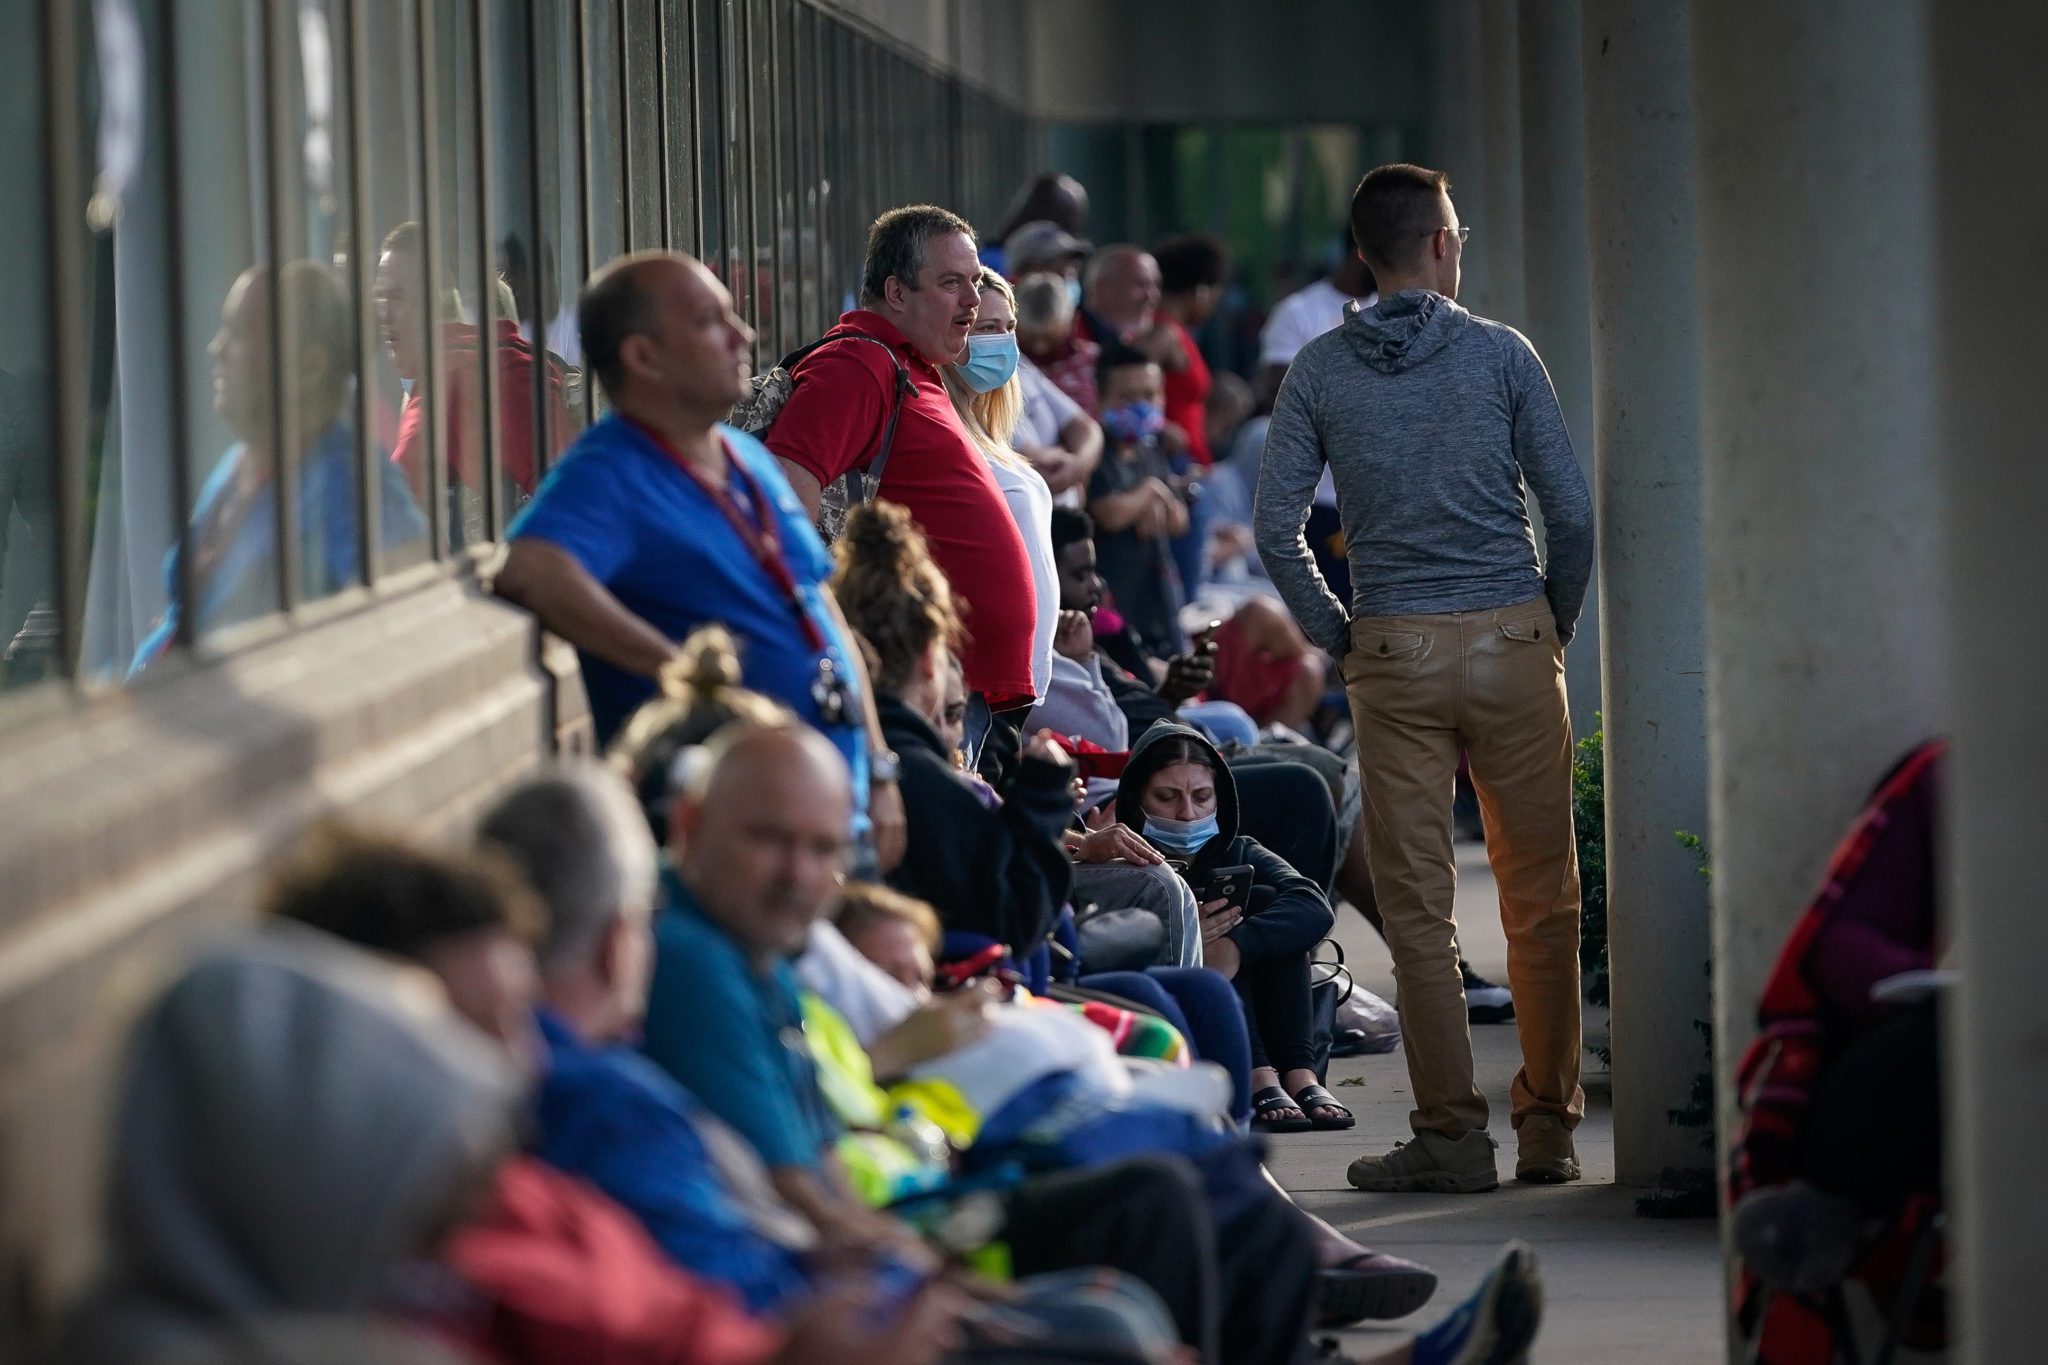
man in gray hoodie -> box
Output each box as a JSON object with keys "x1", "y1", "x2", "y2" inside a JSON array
[{"x1": 1254, "y1": 163, "x2": 1594, "y2": 1193}]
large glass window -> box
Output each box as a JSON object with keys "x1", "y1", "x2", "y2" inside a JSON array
[{"x1": 0, "y1": 0, "x2": 1039, "y2": 704}]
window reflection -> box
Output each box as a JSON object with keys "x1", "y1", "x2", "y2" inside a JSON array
[
  {"x1": 133, "y1": 262, "x2": 423, "y2": 676},
  {"x1": 3, "y1": 0, "x2": 1039, "y2": 692}
]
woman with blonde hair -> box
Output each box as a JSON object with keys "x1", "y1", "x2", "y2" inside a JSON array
[{"x1": 941, "y1": 267, "x2": 1060, "y2": 712}]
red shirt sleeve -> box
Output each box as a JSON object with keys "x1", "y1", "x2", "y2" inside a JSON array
[
  {"x1": 761, "y1": 343, "x2": 894, "y2": 487},
  {"x1": 445, "y1": 1158, "x2": 788, "y2": 1365}
]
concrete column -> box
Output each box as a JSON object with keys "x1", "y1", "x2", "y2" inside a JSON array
[
  {"x1": 1578, "y1": 0, "x2": 1712, "y2": 1192},
  {"x1": 1929, "y1": 8, "x2": 2048, "y2": 1361},
  {"x1": 1691, "y1": 0, "x2": 1946, "y2": 1193},
  {"x1": 1425, "y1": 0, "x2": 1488, "y2": 241},
  {"x1": 1516, "y1": 0, "x2": 1599, "y2": 740},
  {"x1": 1473, "y1": 5, "x2": 1525, "y2": 326}
]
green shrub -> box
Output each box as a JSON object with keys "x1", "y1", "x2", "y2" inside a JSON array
[{"x1": 1572, "y1": 726, "x2": 1609, "y2": 1009}]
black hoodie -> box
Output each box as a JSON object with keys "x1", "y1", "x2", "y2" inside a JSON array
[
  {"x1": 1114, "y1": 723, "x2": 1333, "y2": 964},
  {"x1": 879, "y1": 693, "x2": 1075, "y2": 956}
]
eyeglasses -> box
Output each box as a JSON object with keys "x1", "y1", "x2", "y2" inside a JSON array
[{"x1": 1423, "y1": 225, "x2": 1472, "y2": 244}]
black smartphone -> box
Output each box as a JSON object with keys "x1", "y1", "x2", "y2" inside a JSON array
[{"x1": 1201, "y1": 864, "x2": 1254, "y2": 912}]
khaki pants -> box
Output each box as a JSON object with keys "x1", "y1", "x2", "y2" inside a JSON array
[{"x1": 1342, "y1": 595, "x2": 1584, "y2": 1139}]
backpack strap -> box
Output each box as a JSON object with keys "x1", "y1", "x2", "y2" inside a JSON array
[{"x1": 785, "y1": 331, "x2": 915, "y2": 503}]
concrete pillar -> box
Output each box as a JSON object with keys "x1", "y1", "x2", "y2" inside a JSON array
[
  {"x1": 1425, "y1": 0, "x2": 1487, "y2": 241},
  {"x1": 1691, "y1": 0, "x2": 1946, "y2": 1198},
  {"x1": 1578, "y1": 0, "x2": 1712, "y2": 1192},
  {"x1": 1516, "y1": 0, "x2": 1599, "y2": 741},
  {"x1": 1929, "y1": 8, "x2": 2048, "y2": 1361},
  {"x1": 1473, "y1": 5, "x2": 1525, "y2": 326}
]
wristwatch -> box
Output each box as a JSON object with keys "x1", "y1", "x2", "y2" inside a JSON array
[{"x1": 869, "y1": 748, "x2": 902, "y2": 785}]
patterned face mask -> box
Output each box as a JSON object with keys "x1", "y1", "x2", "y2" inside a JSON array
[{"x1": 1102, "y1": 400, "x2": 1166, "y2": 446}]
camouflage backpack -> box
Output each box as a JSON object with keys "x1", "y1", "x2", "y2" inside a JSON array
[{"x1": 731, "y1": 331, "x2": 913, "y2": 541}]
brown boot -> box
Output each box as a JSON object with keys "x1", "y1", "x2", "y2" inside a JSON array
[{"x1": 1515, "y1": 1113, "x2": 1581, "y2": 1183}]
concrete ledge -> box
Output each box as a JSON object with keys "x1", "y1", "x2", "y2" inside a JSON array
[{"x1": 0, "y1": 575, "x2": 565, "y2": 1337}]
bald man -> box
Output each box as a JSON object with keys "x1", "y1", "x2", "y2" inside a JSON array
[
  {"x1": 638, "y1": 722, "x2": 1348, "y2": 1364},
  {"x1": 497, "y1": 251, "x2": 903, "y2": 871}
]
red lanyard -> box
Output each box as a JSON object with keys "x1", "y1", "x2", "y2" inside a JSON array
[{"x1": 626, "y1": 418, "x2": 827, "y2": 653}]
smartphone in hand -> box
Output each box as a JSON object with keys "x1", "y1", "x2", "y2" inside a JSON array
[{"x1": 1201, "y1": 864, "x2": 1254, "y2": 912}]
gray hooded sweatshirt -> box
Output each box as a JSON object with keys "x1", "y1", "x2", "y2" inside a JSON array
[
  {"x1": 1252, "y1": 289, "x2": 1594, "y2": 656},
  {"x1": 59, "y1": 924, "x2": 520, "y2": 1365}
]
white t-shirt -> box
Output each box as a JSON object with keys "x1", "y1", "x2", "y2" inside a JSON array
[
  {"x1": 797, "y1": 920, "x2": 918, "y2": 1047},
  {"x1": 1258, "y1": 279, "x2": 1378, "y2": 367},
  {"x1": 990, "y1": 458, "x2": 1059, "y2": 702},
  {"x1": 1016, "y1": 356, "x2": 1083, "y2": 450},
  {"x1": 1015, "y1": 359, "x2": 1089, "y2": 510}
]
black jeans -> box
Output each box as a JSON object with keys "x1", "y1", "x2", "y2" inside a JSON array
[
  {"x1": 1234, "y1": 948, "x2": 1317, "y2": 1075},
  {"x1": 1003, "y1": 1154, "x2": 1316, "y2": 1365}
]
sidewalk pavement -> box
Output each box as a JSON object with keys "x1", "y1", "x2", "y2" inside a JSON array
[{"x1": 1266, "y1": 841, "x2": 1726, "y2": 1364}]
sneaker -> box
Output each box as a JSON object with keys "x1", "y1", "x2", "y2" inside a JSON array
[
  {"x1": 1347, "y1": 1130, "x2": 1500, "y2": 1194},
  {"x1": 1514, "y1": 1113, "x2": 1582, "y2": 1184},
  {"x1": 1408, "y1": 1241, "x2": 1544, "y2": 1365},
  {"x1": 1317, "y1": 1251, "x2": 1440, "y2": 1326},
  {"x1": 1462, "y1": 962, "x2": 1515, "y2": 1024}
]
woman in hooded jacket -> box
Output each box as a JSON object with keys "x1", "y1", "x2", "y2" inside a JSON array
[{"x1": 1114, "y1": 723, "x2": 1352, "y2": 1132}]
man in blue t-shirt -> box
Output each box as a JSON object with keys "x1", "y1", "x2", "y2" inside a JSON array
[{"x1": 496, "y1": 251, "x2": 903, "y2": 871}]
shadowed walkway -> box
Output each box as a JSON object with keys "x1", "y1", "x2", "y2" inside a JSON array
[{"x1": 1266, "y1": 842, "x2": 1724, "y2": 1363}]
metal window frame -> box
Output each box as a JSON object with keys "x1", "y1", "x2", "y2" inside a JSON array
[
  {"x1": 159, "y1": 0, "x2": 198, "y2": 647},
  {"x1": 259, "y1": 0, "x2": 300, "y2": 608},
  {"x1": 764, "y1": 0, "x2": 786, "y2": 359},
  {"x1": 39, "y1": 0, "x2": 88, "y2": 680},
  {"x1": 573, "y1": 0, "x2": 596, "y2": 421},
  {"x1": 410, "y1": 0, "x2": 451, "y2": 560},
  {"x1": 524, "y1": 0, "x2": 556, "y2": 481},
  {"x1": 345, "y1": 0, "x2": 382, "y2": 588},
  {"x1": 652, "y1": 0, "x2": 671, "y2": 249},
  {"x1": 472, "y1": 0, "x2": 503, "y2": 540}
]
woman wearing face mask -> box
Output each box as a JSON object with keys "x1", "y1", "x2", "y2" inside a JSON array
[
  {"x1": 943, "y1": 268, "x2": 1060, "y2": 713},
  {"x1": 1114, "y1": 723, "x2": 1353, "y2": 1133}
]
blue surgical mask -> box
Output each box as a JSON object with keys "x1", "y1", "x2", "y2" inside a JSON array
[
  {"x1": 1143, "y1": 812, "x2": 1220, "y2": 855},
  {"x1": 1065, "y1": 276, "x2": 1084, "y2": 311},
  {"x1": 959, "y1": 333, "x2": 1020, "y2": 394},
  {"x1": 1102, "y1": 399, "x2": 1166, "y2": 447}
]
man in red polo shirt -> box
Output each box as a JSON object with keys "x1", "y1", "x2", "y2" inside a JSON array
[
  {"x1": 375, "y1": 223, "x2": 579, "y2": 539},
  {"x1": 767, "y1": 205, "x2": 1039, "y2": 740}
]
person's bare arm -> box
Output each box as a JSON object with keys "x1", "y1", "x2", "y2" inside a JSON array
[
  {"x1": 1088, "y1": 485, "x2": 1160, "y2": 534},
  {"x1": 494, "y1": 538, "x2": 675, "y2": 676},
  {"x1": 779, "y1": 457, "x2": 826, "y2": 522},
  {"x1": 1059, "y1": 412, "x2": 1103, "y2": 484}
]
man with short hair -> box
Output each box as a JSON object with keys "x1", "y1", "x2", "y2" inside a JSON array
[
  {"x1": 1255, "y1": 163, "x2": 1595, "y2": 1193},
  {"x1": 493, "y1": 252, "x2": 904, "y2": 870},
  {"x1": 765, "y1": 206, "x2": 1039, "y2": 725},
  {"x1": 1079, "y1": 245, "x2": 1163, "y2": 351}
]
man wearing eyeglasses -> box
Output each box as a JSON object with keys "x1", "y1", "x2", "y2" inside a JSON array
[{"x1": 1253, "y1": 163, "x2": 1594, "y2": 1195}]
